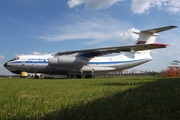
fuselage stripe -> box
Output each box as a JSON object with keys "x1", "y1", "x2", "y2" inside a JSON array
[
  {"x1": 9, "y1": 58, "x2": 151, "y2": 65},
  {"x1": 88, "y1": 58, "x2": 150, "y2": 65}
]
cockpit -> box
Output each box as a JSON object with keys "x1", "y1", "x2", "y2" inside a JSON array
[
  {"x1": 9, "y1": 56, "x2": 19, "y2": 62},
  {"x1": 4, "y1": 56, "x2": 19, "y2": 68},
  {"x1": 3, "y1": 56, "x2": 21, "y2": 74}
]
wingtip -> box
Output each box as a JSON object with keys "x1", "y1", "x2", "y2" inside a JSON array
[
  {"x1": 169, "y1": 25, "x2": 178, "y2": 28},
  {"x1": 150, "y1": 43, "x2": 169, "y2": 46}
]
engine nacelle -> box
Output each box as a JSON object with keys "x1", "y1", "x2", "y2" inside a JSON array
[{"x1": 48, "y1": 56, "x2": 88, "y2": 66}]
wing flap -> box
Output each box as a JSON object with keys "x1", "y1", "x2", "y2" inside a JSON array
[{"x1": 131, "y1": 43, "x2": 168, "y2": 51}]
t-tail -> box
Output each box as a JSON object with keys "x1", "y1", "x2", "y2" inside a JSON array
[
  {"x1": 133, "y1": 25, "x2": 177, "y2": 45},
  {"x1": 121, "y1": 25, "x2": 178, "y2": 68},
  {"x1": 124, "y1": 25, "x2": 177, "y2": 61}
]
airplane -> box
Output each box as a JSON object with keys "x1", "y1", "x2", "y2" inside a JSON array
[{"x1": 4, "y1": 25, "x2": 177, "y2": 78}]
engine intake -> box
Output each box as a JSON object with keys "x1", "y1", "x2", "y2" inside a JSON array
[{"x1": 48, "y1": 56, "x2": 88, "y2": 66}]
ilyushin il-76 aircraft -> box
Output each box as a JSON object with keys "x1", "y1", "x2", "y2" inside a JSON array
[{"x1": 4, "y1": 26, "x2": 177, "y2": 78}]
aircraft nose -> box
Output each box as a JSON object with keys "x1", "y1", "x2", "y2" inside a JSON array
[{"x1": 4, "y1": 62, "x2": 7, "y2": 68}]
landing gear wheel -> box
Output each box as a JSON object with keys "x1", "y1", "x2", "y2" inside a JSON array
[
  {"x1": 67, "y1": 75, "x2": 72, "y2": 78},
  {"x1": 81, "y1": 74, "x2": 85, "y2": 78},
  {"x1": 91, "y1": 75, "x2": 95, "y2": 78},
  {"x1": 85, "y1": 75, "x2": 95, "y2": 78},
  {"x1": 34, "y1": 75, "x2": 39, "y2": 79}
]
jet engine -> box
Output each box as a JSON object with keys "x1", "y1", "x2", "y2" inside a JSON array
[{"x1": 48, "y1": 56, "x2": 88, "y2": 66}]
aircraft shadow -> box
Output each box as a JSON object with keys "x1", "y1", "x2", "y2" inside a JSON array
[{"x1": 37, "y1": 77, "x2": 180, "y2": 120}]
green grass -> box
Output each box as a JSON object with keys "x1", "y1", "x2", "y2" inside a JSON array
[{"x1": 0, "y1": 76, "x2": 180, "y2": 120}]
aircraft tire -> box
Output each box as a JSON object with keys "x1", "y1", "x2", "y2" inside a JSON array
[
  {"x1": 85, "y1": 75, "x2": 95, "y2": 78},
  {"x1": 34, "y1": 75, "x2": 39, "y2": 79}
]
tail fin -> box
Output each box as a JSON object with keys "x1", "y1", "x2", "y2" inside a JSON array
[{"x1": 134, "y1": 26, "x2": 177, "y2": 45}]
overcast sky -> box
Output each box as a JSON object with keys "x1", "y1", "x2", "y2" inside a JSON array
[{"x1": 1, "y1": 0, "x2": 180, "y2": 75}]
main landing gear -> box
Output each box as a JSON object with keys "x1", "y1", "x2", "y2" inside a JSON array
[
  {"x1": 80, "y1": 70, "x2": 95, "y2": 78},
  {"x1": 67, "y1": 70, "x2": 95, "y2": 79}
]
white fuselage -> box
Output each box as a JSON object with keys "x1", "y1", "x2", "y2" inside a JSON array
[{"x1": 4, "y1": 51, "x2": 152, "y2": 76}]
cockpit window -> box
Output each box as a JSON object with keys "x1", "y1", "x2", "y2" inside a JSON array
[{"x1": 9, "y1": 57, "x2": 19, "y2": 61}]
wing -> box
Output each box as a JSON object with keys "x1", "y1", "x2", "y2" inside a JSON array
[
  {"x1": 55, "y1": 43, "x2": 168, "y2": 58},
  {"x1": 55, "y1": 25, "x2": 177, "y2": 59}
]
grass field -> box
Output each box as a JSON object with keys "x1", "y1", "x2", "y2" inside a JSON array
[{"x1": 0, "y1": 76, "x2": 180, "y2": 120}]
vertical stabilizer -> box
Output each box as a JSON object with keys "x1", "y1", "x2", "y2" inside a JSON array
[{"x1": 133, "y1": 26, "x2": 177, "y2": 45}]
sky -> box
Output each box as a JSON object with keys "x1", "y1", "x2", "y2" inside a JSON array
[{"x1": 1, "y1": 0, "x2": 180, "y2": 75}]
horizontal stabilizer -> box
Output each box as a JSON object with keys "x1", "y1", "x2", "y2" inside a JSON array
[
  {"x1": 134, "y1": 25, "x2": 177, "y2": 45},
  {"x1": 140, "y1": 25, "x2": 177, "y2": 33}
]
